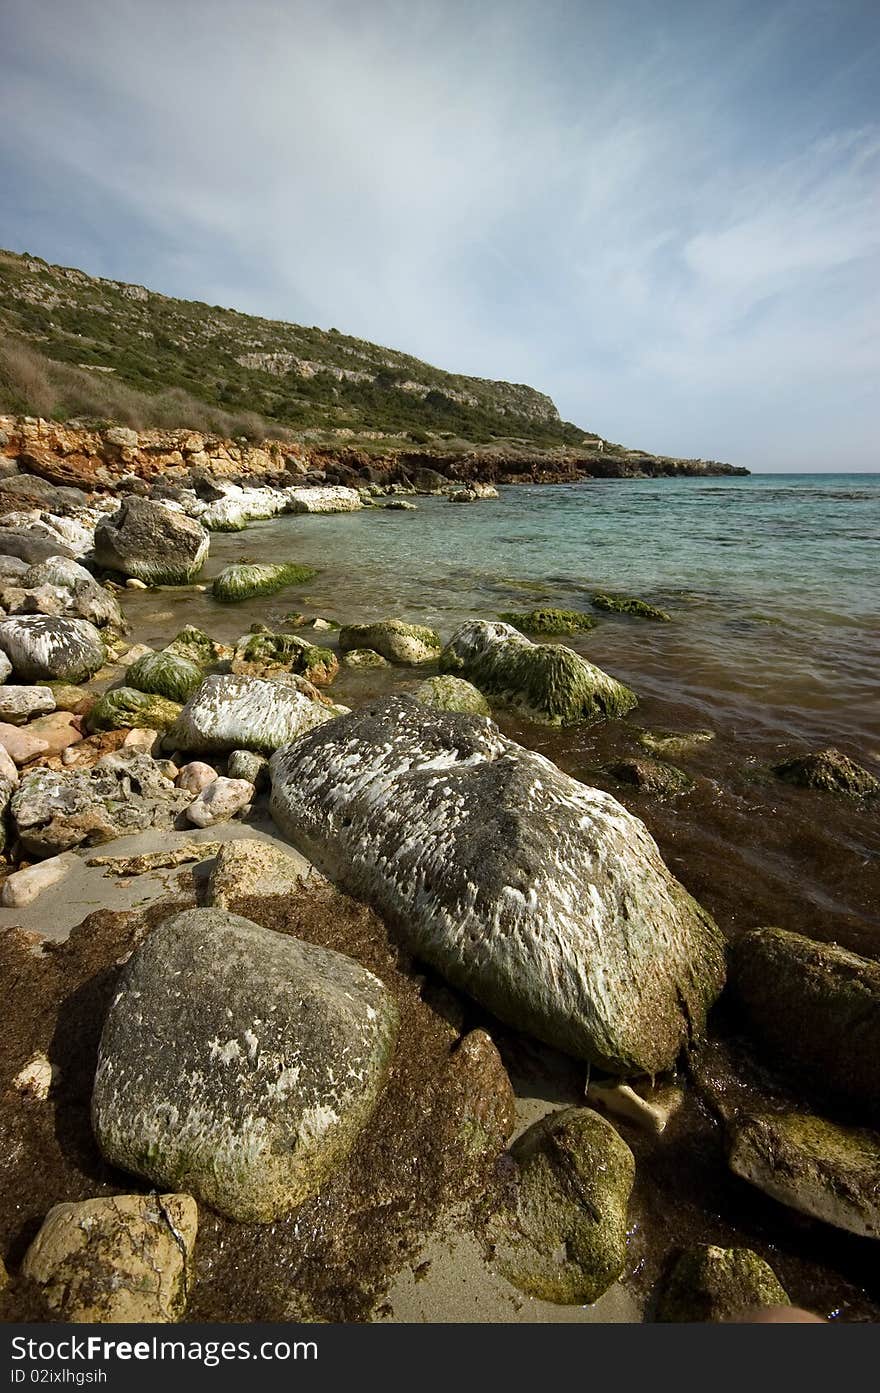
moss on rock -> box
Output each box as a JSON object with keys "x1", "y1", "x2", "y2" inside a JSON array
[
  {"x1": 607, "y1": 757, "x2": 692, "y2": 795},
  {"x1": 656, "y1": 1245, "x2": 789, "y2": 1322},
  {"x1": 593, "y1": 592, "x2": 671, "y2": 621},
  {"x1": 414, "y1": 675, "x2": 490, "y2": 716},
  {"x1": 163, "y1": 626, "x2": 225, "y2": 669},
  {"x1": 497, "y1": 607, "x2": 597, "y2": 636},
  {"x1": 639, "y1": 728, "x2": 714, "y2": 758},
  {"x1": 338, "y1": 620, "x2": 441, "y2": 666},
  {"x1": 341, "y1": 648, "x2": 388, "y2": 669},
  {"x1": 232, "y1": 632, "x2": 339, "y2": 686},
  {"x1": 772, "y1": 748, "x2": 878, "y2": 796},
  {"x1": 127, "y1": 650, "x2": 205, "y2": 704},
  {"x1": 86, "y1": 687, "x2": 183, "y2": 734},
  {"x1": 212, "y1": 562, "x2": 318, "y2": 603}
]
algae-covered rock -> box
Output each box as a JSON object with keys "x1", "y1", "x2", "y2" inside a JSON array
[
  {"x1": 87, "y1": 687, "x2": 183, "y2": 734},
  {"x1": 47, "y1": 681, "x2": 94, "y2": 715},
  {"x1": 445, "y1": 1029, "x2": 515, "y2": 1160},
  {"x1": 607, "y1": 757, "x2": 692, "y2": 795},
  {"x1": 171, "y1": 673, "x2": 336, "y2": 755},
  {"x1": 341, "y1": 647, "x2": 388, "y2": 669},
  {"x1": 730, "y1": 927, "x2": 880, "y2": 1119},
  {"x1": 639, "y1": 728, "x2": 714, "y2": 758},
  {"x1": 269, "y1": 696, "x2": 725, "y2": 1074},
  {"x1": 593, "y1": 592, "x2": 671, "y2": 621},
  {"x1": 491, "y1": 1107, "x2": 634, "y2": 1304},
  {"x1": 92, "y1": 907, "x2": 399, "y2": 1222},
  {"x1": 231, "y1": 631, "x2": 338, "y2": 686},
  {"x1": 498, "y1": 607, "x2": 597, "y2": 636},
  {"x1": 213, "y1": 562, "x2": 318, "y2": 602},
  {"x1": 21, "y1": 1194, "x2": 197, "y2": 1323},
  {"x1": 414, "y1": 674, "x2": 490, "y2": 716},
  {"x1": 163, "y1": 625, "x2": 225, "y2": 669},
  {"x1": 656, "y1": 1245, "x2": 790, "y2": 1322},
  {"x1": 338, "y1": 619, "x2": 441, "y2": 666},
  {"x1": 127, "y1": 650, "x2": 205, "y2": 704},
  {"x1": 772, "y1": 748, "x2": 879, "y2": 797},
  {"x1": 728, "y1": 1110, "x2": 880, "y2": 1238},
  {"x1": 439, "y1": 619, "x2": 636, "y2": 726},
  {"x1": 226, "y1": 749, "x2": 270, "y2": 790},
  {"x1": 94, "y1": 498, "x2": 209, "y2": 584},
  {"x1": 0, "y1": 615, "x2": 105, "y2": 683}
]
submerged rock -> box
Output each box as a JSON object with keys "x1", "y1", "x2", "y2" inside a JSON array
[
  {"x1": 212, "y1": 562, "x2": 318, "y2": 602},
  {"x1": 341, "y1": 647, "x2": 388, "y2": 669},
  {"x1": 607, "y1": 757, "x2": 692, "y2": 795},
  {"x1": 772, "y1": 748, "x2": 879, "y2": 797},
  {"x1": 126, "y1": 649, "x2": 205, "y2": 704},
  {"x1": 86, "y1": 687, "x2": 182, "y2": 734},
  {"x1": 413, "y1": 674, "x2": 491, "y2": 716},
  {"x1": 498, "y1": 607, "x2": 597, "y2": 636},
  {"x1": 269, "y1": 696, "x2": 725, "y2": 1074},
  {"x1": 728, "y1": 1110, "x2": 880, "y2": 1239},
  {"x1": 638, "y1": 728, "x2": 714, "y2": 758},
  {"x1": 94, "y1": 498, "x2": 209, "y2": 584},
  {"x1": 731, "y1": 927, "x2": 880, "y2": 1119},
  {"x1": 92, "y1": 908, "x2": 399, "y2": 1222},
  {"x1": 491, "y1": 1107, "x2": 634, "y2": 1304},
  {"x1": 22, "y1": 1194, "x2": 197, "y2": 1323},
  {"x1": 339, "y1": 619, "x2": 441, "y2": 666},
  {"x1": 11, "y1": 751, "x2": 191, "y2": 857},
  {"x1": 439, "y1": 619, "x2": 636, "y2": 725},
  {"x1": 592, "y1": 592, "x2": 671, "y2": 621},
  {"x1": 0, "y1": 615, "x2": 105, "y2": 682},
  {"x1": 656, "y1": 1245, "x2": 790, "y2": 1322},
  {"x1": 171, "y1": 673, "x2": 336, "y2": 755}
]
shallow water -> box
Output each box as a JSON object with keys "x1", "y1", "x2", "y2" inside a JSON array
[{"x1": 121, "y1": 472, "x2": 880, "y2": 957}]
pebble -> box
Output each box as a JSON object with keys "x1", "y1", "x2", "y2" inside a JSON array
[
  {"x1": 1, "y1": 851, "x2": 80, "y2": 907},
  {"x1": 186, "y1": 776, "x2": 254, "y2": 827},
  {"x1": 177, "y1": 760, "x2": 220, "y2": 795}
]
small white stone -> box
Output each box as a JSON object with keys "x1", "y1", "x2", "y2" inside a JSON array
[
  {"x1": 125, "y1": 578, "x2": 149, "y2": 590},
  {"x1": 14, "y1": 1052, "x2": 56, "y2": 1100},
  {"x1": 122, "y1": 727, "x2": 160, "y2": 753},
  {"x1": 1, "y1": 852, "x2": 80, "y2": 907},
  {"x1": 586, "y1": 1079, "x2": 683, "y2": 1134},
  {"x1": 177, "y1": 760, "x2": 219, "y2": 795},
  {"x1": 186, "y1": 776, "x2": 254, "y2": 828}
]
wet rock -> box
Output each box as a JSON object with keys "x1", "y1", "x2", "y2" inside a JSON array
[
  {"x1": 94, "y1": 498, "x2": 209, "y2": 584},
  {"x1": 607, "y1": 757, "x2": 692, "y2": 795},
  {"x1": 382, "y1": 499, "x2": 416, "y2": 510},
  {"x1": 414, "y1": 674, "x2": 491, "y2": 716},
  {"x1": 0, "y1": 685, "x2": 55, "y2": 724},
  {"x1": 586, "y1": 1079, "x2": 684, "y2": 1135},
  {"x1": 177, "y1": 761, "x2": 219, "y2": 795},
  {"x1": 269, "y1": 696, "x2": 725, "y2": 1074},
  {"x1": 592, "y1": 592, "x2": 671, "y2": 621},
  {"x1": 772, "y1": 748, "x2": 878, "y2": 797},
  {"x1": 0, "y1": 722, "x2": 50, "y2": 765},
  {"x1": 339, "y1": 619, "x2": 441, "y2": 666},
  {"x1": 171, "y1": 674, "x2": 336, "y2": 755},
  {"x1": 213, "y1": 562, "x2": 317, "y2": 602},
  {"x1": 22, "y1": 557, "x2": 125, "y2": 630},
  {"x1": 231, "y1": 631, "x2": 338, "y2": 686},
  {"x1": 656, "y1": 1245, "x2": 790, "y2": 1322},
  {"x1": 731, "y1": 927, "x2": 880, "y2": 1119},
  {"x1": 207, "y1": 837, "x2": 315, "y2": 907},
  {"x1": 186, "y1": 775, "x2": 254, "y2": 827},
  {"x1": 21, "y1": 1194, "x2": 197, "y2": 1322},
  {"x1": 92, "y1": 907, "x2": 399, "y2": 1221},
  {"x1": 491, "y1": 1107, "x2": 634, "y2": 1304},
  {"x1": 86, "y1": 687, "x2": 182, "y2": 734},
  {"x1": 341, "y1": 647, "x2": 388, "y2": 669},
  {"x1": 0, "y1": 615, "x2": 105, "y2": 682},
  {"x1": 439, "y1": 620, "x2": 636, "y2": 725},
  {"x1": 445, "y1": 1029, "x2": 515, "y2": 1159},
  {"x1": 11, "y1": 751, "x2": 191, "y2": 857},
  {"x1": 227, "y1": 749, "x2": 270, "y2": 789},
  {"x1": 497, "y1": 607, "x2": 597, "y2": 636},
  {"x1": 1, "y1": 851, "x2": 80, "y2": 907},
  {"x1": 126, "y1": 649, "x2": 205, "y2": 703},
  {"x1": 728, "y1": 1110, "x2": 880, "y2": 1238},
  {"x1": 449, "y1": 488, "x2": 477, "y2": 502},
  {"x1": 638, "y1": 728, "x2": 714, "y2": 758}
]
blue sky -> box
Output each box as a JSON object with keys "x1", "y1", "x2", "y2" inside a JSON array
[{"x1": 1, "y1": 0, "x2": 878, "y2": 470}]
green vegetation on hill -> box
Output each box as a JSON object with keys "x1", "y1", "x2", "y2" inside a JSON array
[{"x1": 0, "y1": 248, "x2": 591, "y2": 449}]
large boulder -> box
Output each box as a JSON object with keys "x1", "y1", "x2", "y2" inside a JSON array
[
  {"x1": 93, "y1": 498, "x2": 209, "y2": 584},
  {"x1": 269, "y1": 697, "x2": 725, "y2": 1074},
  {"x1": 338, "y1": 619, "x2": 441, "y2": 666},
  {"x1": 490, "y1": 1107, "x2": 634, "y2": 1304},
  {"x1": 10, "y1": 751, "x2": 191, "y2": 857},
  {"x1": 728, "y1": 1110, "x2": 880, "y2": 1239},
  {"x1": 171, "y1": 674, "x2": 336, "y2": 755},
  {"x1": 730, "y1": 928, "x2": 880, "y2": 1119},
  {"x1": 21, "y1": 1194, "x2": 197, "y2": 1323},
  {"x1": 92, "y1": 908, "x2": 399, "y2": 1222},
  {"x1": 22, "y1": 557, "x2": 125, "y2": 630},
  {"x1": 439, "y1": 620, "x2": 636, "y2": 725},
  {"x1": 0, "y1": 615, "x2": 105, "y2": 682}
]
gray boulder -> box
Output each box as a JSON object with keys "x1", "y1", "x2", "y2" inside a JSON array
[
  {"x1": 0, "y1": 615, "x2": 105, "y2": 682},
  {"x1": 439, "y1": 619, "x2": 636, "y2": 725},
  {"x1": 0, "y1": 529, "x2": 75, "y2": 563},
  {"x1": 92, "y1": 908, "x2": 399, "y2": 1222},
  {"x1": 171, "y1": 673, "x2": 336, "y2": 755},
  {"x1": 22, "y1": 556, "x2": 125, "y2": 630},
  {"x1": 11, "y1": 750, "x2": 191, "y2": 857},
  {"x1": 94, "y1": 498, "x2": 209, "y2": 584},
  {"x1": 269, "y1": 697, "x2": 725, "y2": 1075}
]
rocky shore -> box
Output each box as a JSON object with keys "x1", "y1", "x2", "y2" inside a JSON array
[{"x1": 0, "y1": 423, "x2": 876, "y2": 1326}]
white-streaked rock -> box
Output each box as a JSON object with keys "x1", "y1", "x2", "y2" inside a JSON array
[
  {"x1": 0, "y1": 615, "x2": 105, "y2": 683},
  {"x1": 171, "y1": 673, "x2": 336, "y2": 755}
]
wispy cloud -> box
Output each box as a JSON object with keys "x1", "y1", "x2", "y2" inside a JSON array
[{"x1": 0, "y1": 0, "x2": 878, "y2": 468}]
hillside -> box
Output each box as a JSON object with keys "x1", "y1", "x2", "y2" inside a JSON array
[{"x1": 0, "y1": 248, "x2": 746, "y2": 475}]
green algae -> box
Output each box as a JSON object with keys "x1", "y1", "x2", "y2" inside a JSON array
[
  {"x1": 213, "y1": 562, "x2": 318, "y2": 602},
  {"x1": 414, "y1": 675, "x2": 491, "y2": 716},
  {"x1": 656, "y1": 1245, "x2": 789, "y2": 1322},
  {"x1": 592, "y1": 592, "x2": 671, "y2": 621},
  {"x1": 126, "y1": 650, "x2": 205, "y2": 704},
  {"x1": 497, "y1": 607, "x2": 597, "y2": 636},
  {"x1": 86, "y1": 687, "x2": 183, "y2": 733}
]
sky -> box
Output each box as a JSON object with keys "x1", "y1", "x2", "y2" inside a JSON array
[{"x1": 0, "y1": 0, "x2": 878, "y2": 471}]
